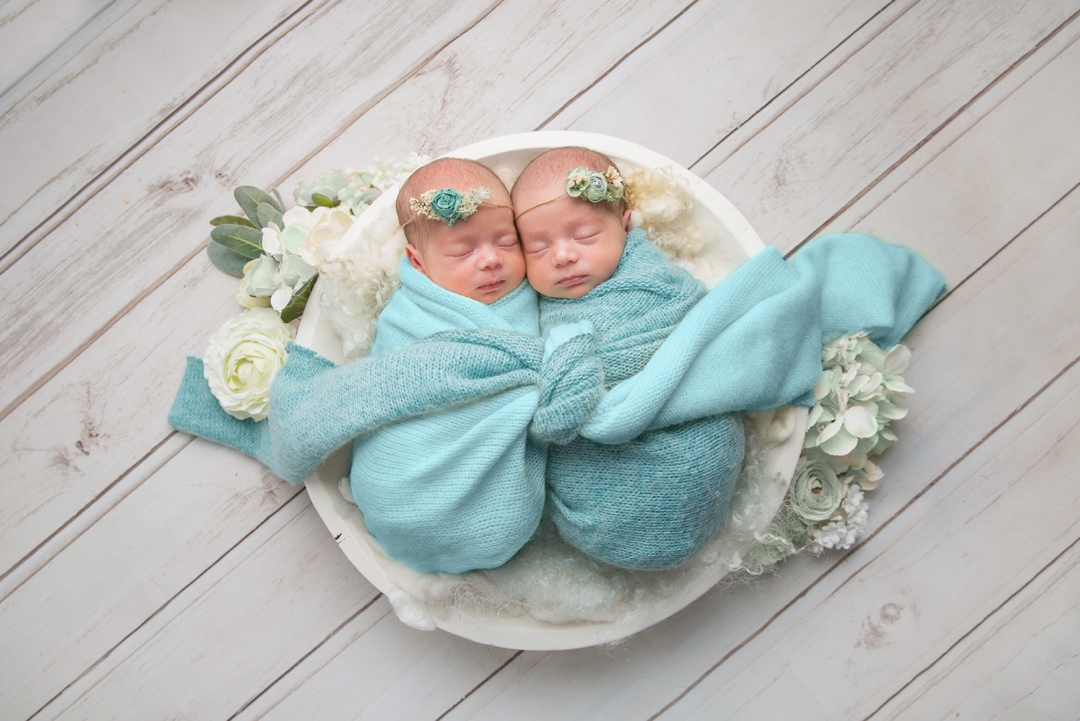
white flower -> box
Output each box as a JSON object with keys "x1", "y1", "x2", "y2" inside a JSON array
[
  {"x1": 203, "y1": 308, "x2": 295, "y2": 421},
  {"x1": 809, "y1": 485, "x2": 869, "y2": 552}
]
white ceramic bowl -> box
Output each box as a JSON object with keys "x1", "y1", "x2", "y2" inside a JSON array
[{"x1": 296, "y1": 131, "x2": 806, "y2": 650}]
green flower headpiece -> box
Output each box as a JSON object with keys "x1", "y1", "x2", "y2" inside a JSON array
[
  {"x1": 515, "y1": 165, "x2": 626, "y2": 219},
  {"x1": 565, "y1": 166, "x2": 624, "y2": 204},
  {"x1": 410, "y1": 187, "x2": 494, "y2": 227}
]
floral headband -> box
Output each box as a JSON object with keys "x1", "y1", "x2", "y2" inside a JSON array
[
  {"x1": 408, "y1": 187, "x2": 511, "y2": 228},
  {"x1": 515, "y1": 166, "x2": 625, "y2": 218}
]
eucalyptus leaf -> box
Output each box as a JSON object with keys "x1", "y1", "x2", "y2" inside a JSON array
[
  {"x1": 234, "y1": 186, "x2": 279, "y2": 225},
  {"x1": 270, "y1": 187, "x2": 285, "y2": 212},
  {"x1": 257, "y1": 202, "x2": 284, "y2": 230},
  {"x1": 280, "y1": 274, "x2": 317, "y2": 323},
  {"x1": 210, "y1": 223, "x2": 263, "y2": 259},
  {"x1": 207, "y1": 240, "x2": 251, "y2": 277},
  {"x1": 311, "y1": 193, "x2": 340, "y2": 208},
  {"x1": 210, "y1": 214, "x2": 255, "y2": 228}
]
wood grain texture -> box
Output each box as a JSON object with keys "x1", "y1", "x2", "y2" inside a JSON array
[
  {"x1": 0, "y1": 0, "x2": 496, "y2": 415},
  {"x1": 42, "y1": 502, "x2": 378, "y2": 721},
  {"x1": 660, "y1": 192, "x2": 1080, "y2": 717},
  {"x1": 0, "y1": 0, "x2": 312, "y2": 261},
  {"x1": 872, "y1": 540, "x2": 1080, "y2": 719},
  {"x1": 241, "y1": 605, "x2": 517, "y2": 721},
  {"x1": 280, "y1": 0, "x2": 696, "y2": 190},
  {"x1": 545, "y1": 0, "x2": 896, "y2": 166},
  {"x1": 0, "y1": 0, "x2": 114, "y2": 98},
  {"x1": 0, "y1": 444, "x2": 296, "y2": 720},
  {"x1": 0, "y1": 254, "x2": 239, "y2": 581},
  {"x1": 2, "y1": 0, "x2": 1076, "y2": 717},
  {"x1": 440, "y1": 35, "x2": 1080, "y2": 719},
  {"x1": 0, "y1": 0, "x2": 697, "y2": 612},
  {"x1": 698, "y1": 0, "x2": 1079, "y2": 250}
]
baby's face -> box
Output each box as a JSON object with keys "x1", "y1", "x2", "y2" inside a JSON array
[
  {"x1": 405, "y1": 201, "x2": 525, "y2": 303},
  {"x1": 514, "y1": 177, "x2": 631, "y2": 299}
]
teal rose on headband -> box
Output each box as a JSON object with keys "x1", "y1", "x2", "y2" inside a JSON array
[
  {"x1": 430, "y1": 189, "x2": 463, "y2": 223},
  {"x1": 585, "y1": 173, "x2": 609, "y2": 202}
]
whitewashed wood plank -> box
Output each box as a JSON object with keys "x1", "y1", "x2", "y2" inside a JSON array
[
  {"x1": 0, "y1": 0, "x2": 699, "y2": 585},
  {"x1": 0, "y1": 0, "x2": 497, "y2": 411},
  {"x1": 0, "y1": 0, "x2": 693, "y2": 593},
  {"x1": 282, "y1": 0, "x2": 698, "y2": 188},
  {"x1": 0, "y1": 443, "x2": 296, "y2": 720},
  {"x1": 0, "y1": 0, "x2": 114, "y2": 98},
  {"x1": 240, "y1": 603, "x2": 516, "y2": 721},
  {"x1": 25, "y1": 4, "x2": 1071, "y2": 716},
  {"x1": 824, "y1": 11, "x2": 1080, "y2": 245},
  {"x1": 696, "y1": 0, "x2": 1079, "y2": 250},
  {"x1": 872, "y1": 540, "x2": 1080, "y2": 719},
  {"x1": 659, "y1": 201, "x2": 1080, "y2": 719},
  {"x1": 6, "y1": 5, "x2": 1071, "y2": 721},
  {"x1": 447, "y1": 187, "x2": 1080, "y2": 719},
  {"x1": 441, "y1": 52, "x2": 1080, "y2": 720},
  {"x1": 41, "y1": 502, "x2": 378, "y2": 721},
  {"x1": 544, "y1": 0, "x2": 898, "y2": 166},
  {"x1": 0, "y1": 0, "x2": 314, "y2": 263},
  {"x1": 0, "y1": 253, "x2": 239, "y2": 582}
]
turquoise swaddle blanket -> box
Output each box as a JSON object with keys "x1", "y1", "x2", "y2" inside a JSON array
[
  {"x1": 169, "y1": 232, "x2": 945, "y2": 574},
  {"x1": 539, "y1": 229, "x2": 745, "y2": 570}
]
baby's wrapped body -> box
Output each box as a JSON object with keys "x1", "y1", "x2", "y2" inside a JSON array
[
  {"x1": 169, "y1": 232, "x2": 945, "y2": 577},
  {"x1": 540, "y1": 229, "x2": 744, "y2": 570}
]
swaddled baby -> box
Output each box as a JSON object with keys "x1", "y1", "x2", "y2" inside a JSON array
[
  {"x1": 512, "y1": 147, "x2": 745, "y2": 570},
  {"x1": 348, "y1": 157, "x2": 545, "y2": 573}
]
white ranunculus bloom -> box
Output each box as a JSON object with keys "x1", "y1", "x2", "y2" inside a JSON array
[{"x1": 203, "y1": 308, "x2": 295, "y2": 421}]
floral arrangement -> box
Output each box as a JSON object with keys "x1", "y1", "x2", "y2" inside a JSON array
[
  {"x1": 410, "y1": 187, "x2": 493, "y2": 227},
  {"x1": 740, "y1": 332, "x2": 913, "y2": 574},
  {"x1": 566, "y1": 166, "x2": 624, "y2": 204},
  {"x1": 202, "y1": 154, "x2": 428, "y2": 419}
]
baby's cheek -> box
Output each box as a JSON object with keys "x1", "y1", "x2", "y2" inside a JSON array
[{"x1": 522, "y1": 255, "x2": 552, "y2": 291}]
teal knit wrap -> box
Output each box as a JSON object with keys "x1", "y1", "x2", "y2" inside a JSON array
[
  {"x1": 539, "y1": 229, "x2": 745, "y2": 570},
  {"x1": 168, "y1": 232, "x2": 946, "y2": 575}
]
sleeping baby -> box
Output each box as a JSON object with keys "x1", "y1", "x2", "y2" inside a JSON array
[
  {"x1": 512, "y1": 147, "x2": 746, "y2": 570},
  {"x1": 347, "y1": 157, "x2": 547, "y2": 573}
]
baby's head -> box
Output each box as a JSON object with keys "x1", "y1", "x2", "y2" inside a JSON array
[
  {"x1": 397, "y1": 157, "x2": 524, "y2": 303},
  {"x1": 512, "y1": 147, "x2": 631, "y2": 299}
]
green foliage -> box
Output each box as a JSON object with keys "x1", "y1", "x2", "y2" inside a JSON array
[
  {"x1": 209, "y1": 224, "x2": 263, "y2": 259},
  {"x1": 206, "y1": 240, "x2": 250, "y2": 277},
  {"x1": 209, "y1": 214, "x2": 255, "y2": 228},
  {"x1": 234, "y1": 186, "x2": 283, "y2": 226},
  {"x1": 310, "y1": 193, "x2": 340, "y2": 208},
  {"x1": 257, "y1": 202, "x2": 284, "y2": 230},
  {"x1": 280, "y1": 274, "x2": 317, "y2": 323}
]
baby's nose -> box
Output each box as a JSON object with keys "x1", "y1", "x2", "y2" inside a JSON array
[
  {"x1": 553, "y1": 241, "x2": 578, "y2": 265},
  {"x1": 477, "y1": 245, "x2": 503, "y2": 269}
]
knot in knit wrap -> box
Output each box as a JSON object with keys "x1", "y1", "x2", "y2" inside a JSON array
[{"x1": 421, "y1": 322, "x2": 605, "y2": 447}]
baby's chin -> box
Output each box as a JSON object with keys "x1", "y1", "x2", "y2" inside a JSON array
[{"x1": 535, "y1": 279, "x2": 595, "y2": 299}]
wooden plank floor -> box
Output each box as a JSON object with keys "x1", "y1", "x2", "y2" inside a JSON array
[{"x1": 1, "y1": 1, "x2": 1078, "y2": 718}]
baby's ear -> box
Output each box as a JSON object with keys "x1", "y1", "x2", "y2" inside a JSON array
[
  {"x1": 405, "y1": 244, "x2": 426, "y2": 274},
  {"x1": 622, "y1": 208, "x2": 633, "y2": 233}
]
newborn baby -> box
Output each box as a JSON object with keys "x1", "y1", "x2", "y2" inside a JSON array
[
  {"x1": 348, "y1": 157, "x2": 546, "y2": 573},
  {"x1": 513, "y1": 147, "x2": 745, "y2": 570}
]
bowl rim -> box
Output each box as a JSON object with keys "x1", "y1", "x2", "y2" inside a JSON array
[{"x1": 297, "y1": 131, "x2": 803, "y2": 649}]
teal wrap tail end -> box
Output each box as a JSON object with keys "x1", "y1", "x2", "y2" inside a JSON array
[{"x1": 167, "y1": 356, "x2": 278, "y2": 477}]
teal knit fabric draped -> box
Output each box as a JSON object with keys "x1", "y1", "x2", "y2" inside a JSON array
[
  {"x1": 168, "y1": 232, "x2": 946, "y2": 574},
  {"x1": 539, "y1": 229, "x2": 745, "y2": 570}
]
